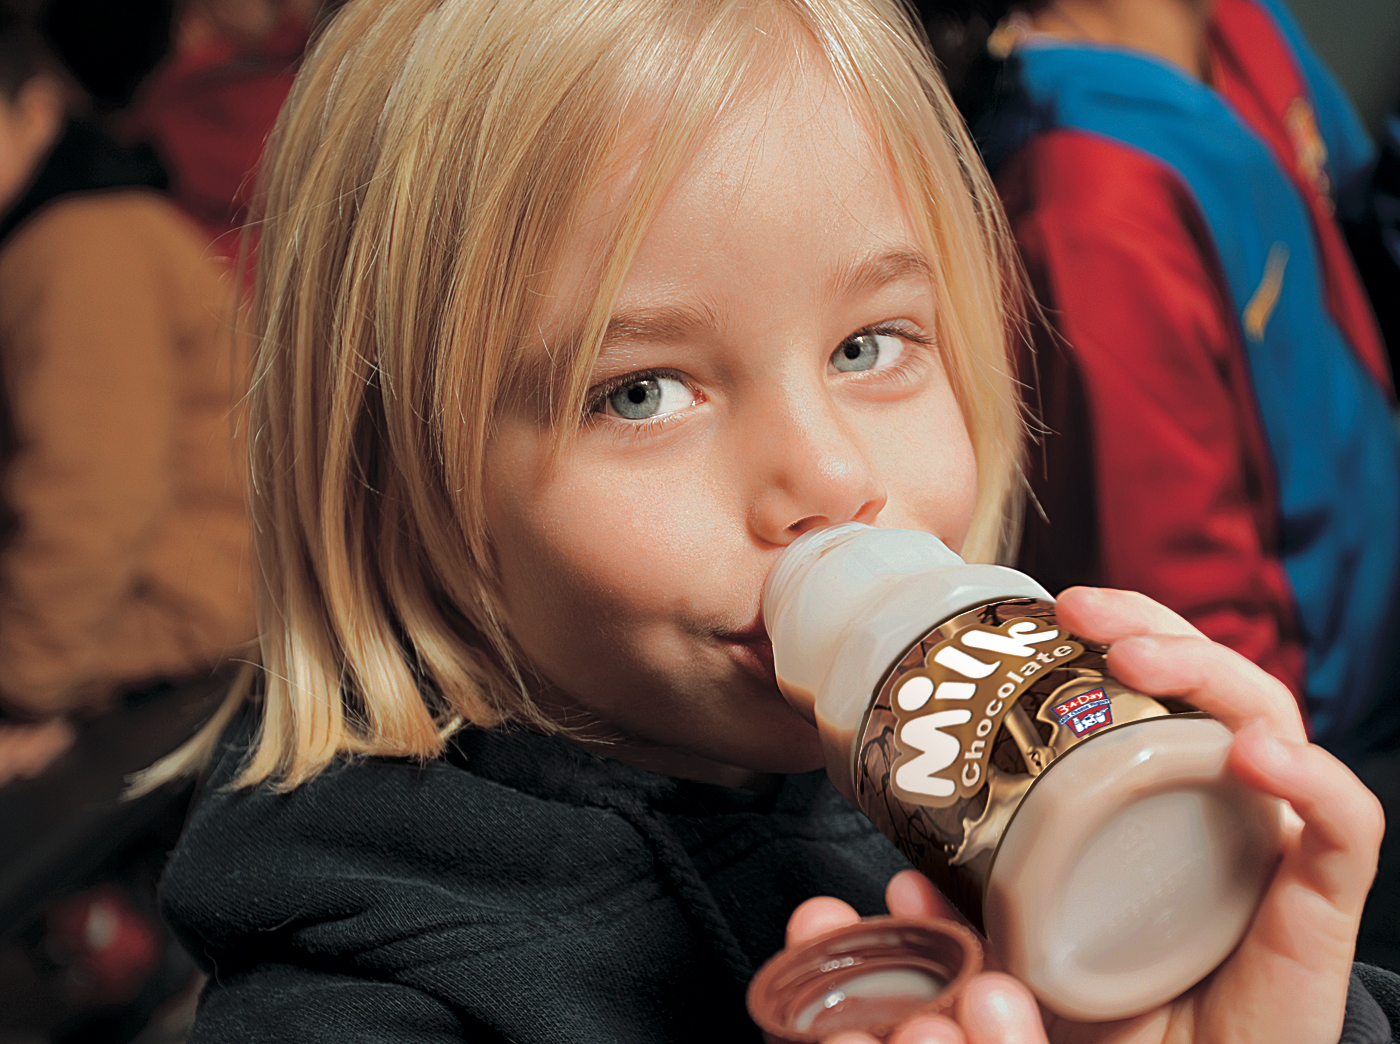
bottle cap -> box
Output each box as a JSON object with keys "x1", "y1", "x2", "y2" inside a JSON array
[{"x1": 747, "y1": 917, "x2": 983, "y2": 1044}]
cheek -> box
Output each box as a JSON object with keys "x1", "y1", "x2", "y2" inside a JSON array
[
  {"x1": 484, "y1": 434, "x2": 721, "y2": 669},
  {"x1": 864, "y1": 383, "x2": 979, "y2": 542}
]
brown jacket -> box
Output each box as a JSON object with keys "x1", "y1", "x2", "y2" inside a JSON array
[{"x1": 0, "y1": 189, "x2": 253, "y2": 716}]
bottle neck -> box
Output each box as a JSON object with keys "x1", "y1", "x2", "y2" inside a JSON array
[{"x1": 763, "y1": 525, "x2": 969, "y2": 710}]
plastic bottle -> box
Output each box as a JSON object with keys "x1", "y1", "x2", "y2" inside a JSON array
[{"x1": 761, "y1": 523, "x2": 1282, "y2": 1022}]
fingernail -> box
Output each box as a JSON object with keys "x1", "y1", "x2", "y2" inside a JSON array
[{"x1": 978, "y1": 987, "x2": 1021, "y2": 1028}]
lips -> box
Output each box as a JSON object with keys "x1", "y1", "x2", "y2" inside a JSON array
[
  {"x1": 725, "y1": 636, "x2": 775, "y2": 685},
  {"x1": 718, "y1": 615, "x2": 777, "y2": 686}
]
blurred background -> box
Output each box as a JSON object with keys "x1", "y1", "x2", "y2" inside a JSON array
[
  {"x1": 1286, "y1": 0, "x2": 1400, "y2": 132},
  {"x1": 0, "y1": 1, "x2": 1396, "y2": 1042},
  {"x1": 0, "y1": 5, "x2": 330, "y2": 1041}
]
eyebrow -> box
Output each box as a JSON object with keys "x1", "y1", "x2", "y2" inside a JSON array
[
  {"x1": 599, "y1": 300, "x2": 724, "y2": 353},
  {"x1": 824, "y1": 247, "x2": 935, "y2": 301},
  {"x1": 595, "y1": 247, "x2": 935, "y2": 353}
]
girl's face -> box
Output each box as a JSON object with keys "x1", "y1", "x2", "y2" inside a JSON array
[{"x1": 484, "y1": 53, "x2": 978, "y2": 786}]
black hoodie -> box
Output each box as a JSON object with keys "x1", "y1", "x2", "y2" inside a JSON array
[
  {"x1": 160, "y1": 715, "x2": 915, "y2": 1043},
  {"x1": 161, "y1": 713, "x2": 1400, "y2": 1043}
]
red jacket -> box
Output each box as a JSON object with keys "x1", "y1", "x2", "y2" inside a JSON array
[
  {"x1": 118, "y1": 16, "x2": 308, "y2": 261},
  {"x1": 1006, "y1": 0, "x2": 1389, "y2": 712}
]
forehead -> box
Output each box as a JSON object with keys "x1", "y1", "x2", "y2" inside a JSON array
[
  {"x1": 654, "y1": 63, "x2": 902, "y2": 235},
  {"x1": 538, "y1": 40, "x2": 921, "y2": 343}
]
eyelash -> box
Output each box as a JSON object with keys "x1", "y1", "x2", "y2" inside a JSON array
[
  {"x1": 582, "y1": 367, "x2": 692, "y2": 418},
  {"x1": 582, "y1": 321, "x2": 935, "y2": 426},
  {"x1": 843, "y1": 322, "x2": 934, "y2": 362},
  {"x1": 825, "y1": 321, "x2": 936, "y2": 399}
]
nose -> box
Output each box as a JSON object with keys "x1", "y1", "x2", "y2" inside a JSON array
[{"x1": 746, "y1": 392, "x2": 886, "y2": 546}]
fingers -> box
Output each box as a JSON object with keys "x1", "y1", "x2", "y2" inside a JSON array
[
  {"x1": 885, "y1": 870, "x2": 960, "y2": 922},
  {"x1": 1108, "y1": 633, "x2": 1306, "y2": 741},
  {"x1": 955, "y1": 974, "x2": 1048, "y2": 1044},
  {"x1": 888, "y1": 1014, "x2": 966, "y2": 1044},
  {"x1": 818, "y1": 976, "x2": 1045, "y2": 1044},
  {"x1": 1230, "y1": 726, "x2": 1383, "y2": 915},
  {"x1": 1057, "y1": 586, "x2": 1305, "y2": 742},
  {"x1": 791, "y1": 872, "x2": 961, "y2": 950},
  {"x1": 1053, "y1": 586, "x2": 1202, "y2": 642},
  {"x1": 1194, "y1": 731, "x2": 1378, "y2": 1044},
  {"x1": 786, "y1": 896, "x2": 861, "y2": 948},
  {"x1": 797, "y1": 882, "x2": 1040, "y2": 1044},
  {"x1": 822, "y1": 975, "x2": 1039, "y2": 1044}
]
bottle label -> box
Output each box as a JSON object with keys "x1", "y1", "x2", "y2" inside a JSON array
[
  {"x1": 885, "y1": 615, "x2": 1084, "y2": 808},
  {"x1": 854, "y1": 598, "x2": 1186, "y2": 930}
]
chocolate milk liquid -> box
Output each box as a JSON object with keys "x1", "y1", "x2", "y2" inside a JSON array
[
  {"x1": 746, "y1": 916, "x2": 982, "y2": 1044},
  {"x1": 762, "y1": 524, "x2": 1283, "y2": 1022}
]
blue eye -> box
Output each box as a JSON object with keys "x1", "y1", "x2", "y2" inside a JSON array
[
  {"x1": 831, "y1": 331, "x2": 905, "y2": 373},
  {"x1": 609, "y1": 379, "x2": 660, "y2": 419},
  {"x1": 604, "y1": 375, "x2": 693, "y2": 420}
]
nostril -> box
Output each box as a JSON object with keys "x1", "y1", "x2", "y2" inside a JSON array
[
  {"x1": 787, "y1": 515, "x2": 829, "y2": 534},
  {"x1": 854, "y1": 498, "x2": 884, "y2": 526}
]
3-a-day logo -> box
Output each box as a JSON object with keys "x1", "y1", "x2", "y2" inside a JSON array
[
  {"x1": 887, "y1": 617, "x2": 1082, "y2": 807},
  {"x1": 1051, "y1": 687, "x2": 1113, "y2": 737}
]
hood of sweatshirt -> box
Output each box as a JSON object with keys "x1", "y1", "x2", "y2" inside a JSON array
[{"x1": 160, "y1": 713, "x2": 910, "y2": 1044}]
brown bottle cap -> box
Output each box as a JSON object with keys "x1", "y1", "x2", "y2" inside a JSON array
[{"x1": 747, "y1": 917, "x2": 983, "y2": 1043}]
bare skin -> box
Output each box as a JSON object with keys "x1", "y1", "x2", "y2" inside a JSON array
[
  {"x1": 479, "y1": 21, "x2": 1380, "y2": 1043},
  {"x1": 484, "y1": 42, "x2": 976, "y2": 788},
  {"x1": 0, "y1": 73, "x2": 63, "y2": 217}
]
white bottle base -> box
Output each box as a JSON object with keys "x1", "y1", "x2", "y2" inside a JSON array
[{"x1": 982, "y1": 716, "x2": 1282, "y2": 1021}]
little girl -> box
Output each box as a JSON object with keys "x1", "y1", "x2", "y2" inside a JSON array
[{"x1": 143, "y1": 0, "x2": 1397, "y2": 1041}]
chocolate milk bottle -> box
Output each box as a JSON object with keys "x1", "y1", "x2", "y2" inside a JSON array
[{"x1": 762, "y1": 523, "x2": 1283, "y2": 1022}]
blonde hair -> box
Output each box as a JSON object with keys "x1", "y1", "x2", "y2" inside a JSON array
[{"x1": 135, "y1": 0, "x2": 1027, "y2": 794}]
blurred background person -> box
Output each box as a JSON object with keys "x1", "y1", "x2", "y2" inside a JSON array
[
  {"x1": 937, "y1": 0, "x2": 1399, "y2": 767},
  {"x1": 114, "y1": 0, "x2": 318, "y2": 256},
  {"x1": 0, "y1": 0, "x2": 253, "y2": 775},
  {"x1": 0, "y1": 1, "x2": 320, "y2": 1037},
  {"x1": 914, "y1": 0, "x2": 1400, "y2": 971},
  {"x1": 1345, "y1": 98, "x2": 1400, "y2": 379}
]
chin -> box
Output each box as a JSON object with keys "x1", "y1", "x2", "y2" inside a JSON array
[{"x1": 725, "y1": 712, "x2": 827, "y2": 775}]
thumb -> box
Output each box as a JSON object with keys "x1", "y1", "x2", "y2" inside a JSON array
[
  {"x1": 885, "y1": 871, "x2": 960, "y2": 922},
  {"x1": 955, "y1": 974, "x2": 1048, "y2": 1044}
]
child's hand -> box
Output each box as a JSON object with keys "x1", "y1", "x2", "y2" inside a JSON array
[
  {"x1": 779, "y1": 587, "x2": 1383, "y2": 1044},
  {"x1": 783, "y1": 873, "x2": 1048, "y2": 1044}
]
